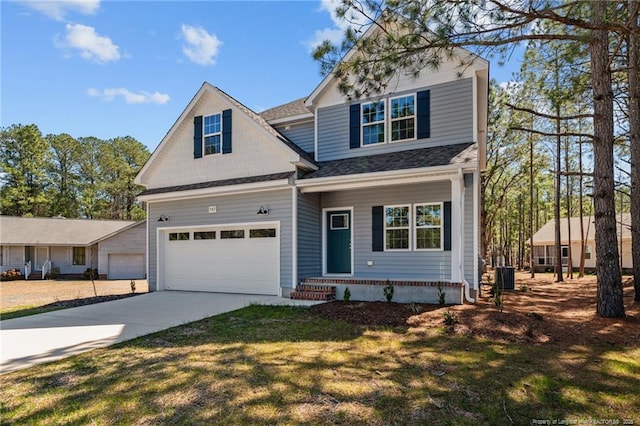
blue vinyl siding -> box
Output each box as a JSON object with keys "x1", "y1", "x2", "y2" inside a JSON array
[
  {"x1": 317, "y1": 78, "x2": 473, "y2": 161},
  {"x1": 147, "y1": 189, "x2": 293, "y2": 291},
  {"x1": 321, "y1": 182, "x2": 458, "y2": 280},
  {"x1": 297, "y1": 192, "x2": 322, "y2": 279},
  {"x1": 276, "y1": 121, "x2": 315, "y2": 154}
]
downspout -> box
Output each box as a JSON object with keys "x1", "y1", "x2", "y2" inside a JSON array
[
  {"x1": 459, "y1": 169, "x2": 475, "y2": 303},
  {"x1": 463, "y1": 279, "x2": 475, "y2": 303}
]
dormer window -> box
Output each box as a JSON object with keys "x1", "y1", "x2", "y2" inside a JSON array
[{"x1": 204, "y1": 113, "x2": 222, "y2": 155}]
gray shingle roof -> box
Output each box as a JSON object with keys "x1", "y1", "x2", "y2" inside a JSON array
[
  {"x1": 138, "y1": 171, "x2": 295, "y2": 196},
  {"x1": 0, "y1": 216, "x2": 138, "y2": 245},
  {"x1": 259, "y1": 98, "x2": 310, "y2": 122},
  {"x1": 299, "y1": 143, "x2": 477, "y2": 180}
]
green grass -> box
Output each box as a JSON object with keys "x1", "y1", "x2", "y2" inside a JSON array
[
  {"x1": 0, "y1": 305, "x2": 66, "y2": 321},
  {"x1": 1, "y1": 305, "x2": 639, "y2": 425}
]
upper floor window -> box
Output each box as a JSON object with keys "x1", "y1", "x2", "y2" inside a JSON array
[
  {"x1": 204, "y1": 113, "x2": 222, "y2": 155},
  {"x1": 390, "y1": 95, "x2": 416, "y2": 142},
  {"x1": 350, "y1": 90, "x2": 429, "y2": 150},
  {"x1": 362, "y1": 101, "x2": 386, "y2": 145},
  {"x1": 360, "y1": 95, "x2": 416, "y2": 147}
]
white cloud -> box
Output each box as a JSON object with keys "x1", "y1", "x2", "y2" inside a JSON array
[
  {"x1": 87, "y1": 88, "x2": 170, "y2": 104},
  {"x1": 305, "y1": 0, "x2": 371, "y2": 52},
  {"x1": 180, "y1": 24, "x2": 222, "y2": 66},
  {"x1": 56, "y1": 23, "x2": 120, "y2": 63},
  {"x1": 319, "y1": 0, "x2": 369, "y2": 30},
  {"x1": 20, "y1": 0, "x2": 100, "y2": 21},
  {"x1": 304, "y1": 27, "x2": 344, "y2": 52}
]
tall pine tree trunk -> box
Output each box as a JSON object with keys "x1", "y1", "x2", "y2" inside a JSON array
[
  {"x1": 628, "y1": 0, "x2": 640, "y2": 302},
  {"x1": 591, "y1": 0, "x2": 625, "y2": 317},
  {"x1": 565, "y1": 133, "x2": 573, "y2": 279},
  {"x1": 530, "y1": 130, "x2": 535, "y2": 278},
  {"x1": 555, "y1": 104, "x2": 564, "y2": 282},
  {"x1": 579, "y1": 134, "x2": 586, "y2": 278}
]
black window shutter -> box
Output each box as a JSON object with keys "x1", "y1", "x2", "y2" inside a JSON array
[
  {"x1": 372, "y1": 205, "x2": 384, "y2": 252},
  {"x1": 193, "y1": 115, "x2": 203, "y2": 159},
  {"x1": 443, "y1": 201, "x2": 452, "y2": 251},
  {"x1": 349, "y1": 103, "x2": 361, "y2": 149},
  {"x1": 416, "y1": 90, "x2": 431, "y2": 139},
  {"x1": 222, "y1": 109, "x2": 232, "y2": 154}
]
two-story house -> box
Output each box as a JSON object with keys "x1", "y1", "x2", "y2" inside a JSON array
[{"x1": 135, "y1": 40, "x2": 488, "y2": 304}]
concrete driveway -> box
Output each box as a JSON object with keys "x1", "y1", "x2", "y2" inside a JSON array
[{"x1": 1, "y1": 291, "x2": 318, "y2": 374}]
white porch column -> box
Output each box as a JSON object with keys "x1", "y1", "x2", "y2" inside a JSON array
[{"x1": 450, "y1": 170, "x2": 465, "y2": 282}]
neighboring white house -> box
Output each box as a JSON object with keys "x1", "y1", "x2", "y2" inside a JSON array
[
  {"x1": 0, "y1": 216, "x2": 146, "y2": 279},
  {"x1": 134, "y1": 24, "x2": 488, "y2": 304},
  {"x1": 530, "y1": 213, "x2": 632, "y2": 273}
]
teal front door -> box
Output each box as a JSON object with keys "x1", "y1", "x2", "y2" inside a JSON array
[{"x1": 326, "y1": 210, "x2": 351, "y2": 274}]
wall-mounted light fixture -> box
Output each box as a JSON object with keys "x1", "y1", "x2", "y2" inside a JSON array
[
  {"x1": 257, "y1": 206, "x2": 269, "y2": 215},
  {"x1": 157, "y1": 215, "x2": 170, "y2": 222}
]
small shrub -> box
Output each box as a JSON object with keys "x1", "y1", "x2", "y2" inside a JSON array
[
  {"x1": 519, "y1": 284, "x2": 528, "y2": 292},
  {"x1": 84, "y1": 268, "x2": 98, "y2": 280},
  {"x1": 437, "y1": 283, "x2": 446, "y2": 306},
  {"x1": 383, "y1": 280, "x2": 394, "y2": 303},
  {"x1": 130, "y1": 279, "x2": 136, "y2": 293},
  {"x1": 443, "y1": 309, "x2": 458, "y2": 327},
  {"x1": 409, "y1": 302, "x2": 421, "y2": 313},
  {"x1": 343, "y1": 287, "x2": 351, "y2": 302},
  {"x1": 1, "y1": 269, "x2": 22, "y2": 281},
  {"x1": 49, "y1": 267, "x2": 60, "y2": 279}
]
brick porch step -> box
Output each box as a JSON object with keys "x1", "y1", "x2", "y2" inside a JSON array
[{"x1": 290, "y1": 284, "x2": 336, "y2": 301}]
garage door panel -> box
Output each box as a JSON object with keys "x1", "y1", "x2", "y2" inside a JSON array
[
  {"x1": 162, "y1": 225, "x2": 279, "y2": 295},
  {"x1": 108, "y1": 254, "x2": 145, "y2": 279}
]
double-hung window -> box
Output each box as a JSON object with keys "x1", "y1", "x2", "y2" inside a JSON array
[
  {"x1": 203, "y1": 113, "x2": 222, "y2": 155},
  {"x1": 382, "y1": 203, "x2": 444, "y2": 251},
  {"x1": 415, "y1": 203, "x2": 442, "y2": 250},
  {"x1": 361, "y1": 96, "x2": 417, "y2": 146},
  {"x1": 384, "y1": 205, "x2": 410, "y2": 250},
  {"x1": 362, "y1": 101, "x2": 386, "y2": 145},
  {"x1": 390, "y1": 95, "x2": 416, "y2": 142},
  {"x1": 72, "y1": 247, "x2": 86, "y2": 265}
]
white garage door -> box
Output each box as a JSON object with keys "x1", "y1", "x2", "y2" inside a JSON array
[
  {"x1": 162, "y1": 224, "x2": 279, "y2": 295},
  {"x1": 108, "y1": 254, "x2": 145, "y2": 279}
]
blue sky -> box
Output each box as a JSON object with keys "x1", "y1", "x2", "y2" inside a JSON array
[{"x1": 2, "y1": 0, "x2": 520, "y2": 151}]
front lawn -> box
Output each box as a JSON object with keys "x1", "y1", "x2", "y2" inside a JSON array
[{"x1": 1, "y1": 304, "x2": 638, "y2": 425}]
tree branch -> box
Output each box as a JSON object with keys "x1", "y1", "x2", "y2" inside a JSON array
[
  {"x1": 510, "y1": 126, "x2": 594, "y2": 139},
  {"x1": 505, "y1": 103, "x2": 593, "y2": 120}
]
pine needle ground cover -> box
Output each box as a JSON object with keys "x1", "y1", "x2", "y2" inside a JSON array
[{"x1": 2, "y1": 293, "x2": 638, "y2": 425}]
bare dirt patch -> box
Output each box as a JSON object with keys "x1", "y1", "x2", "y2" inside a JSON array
[
  {"x1": 311, "y1": 272, "x2": 640, "y2": 346},
  {"x1": 0, "y1": 279, "x2": 149, "y2": 310}
]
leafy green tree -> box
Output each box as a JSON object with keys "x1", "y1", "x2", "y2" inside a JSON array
[
  {"x1": 0, "y1": 124, "x2": 50, "y2": 216},
  {"x1": 46, "y1": 133, "x2": 82, "y2": 218},
  {"x1": 100, "y1": 136, "x2": 150, "y2": 220},
  {"x1": 77, "y1": 136, "x2": 109, "y2": 219}
]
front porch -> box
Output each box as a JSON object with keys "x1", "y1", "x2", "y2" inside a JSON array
[{"x1": 290, "y1": 277, "x2": 464, "y2": 304}]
